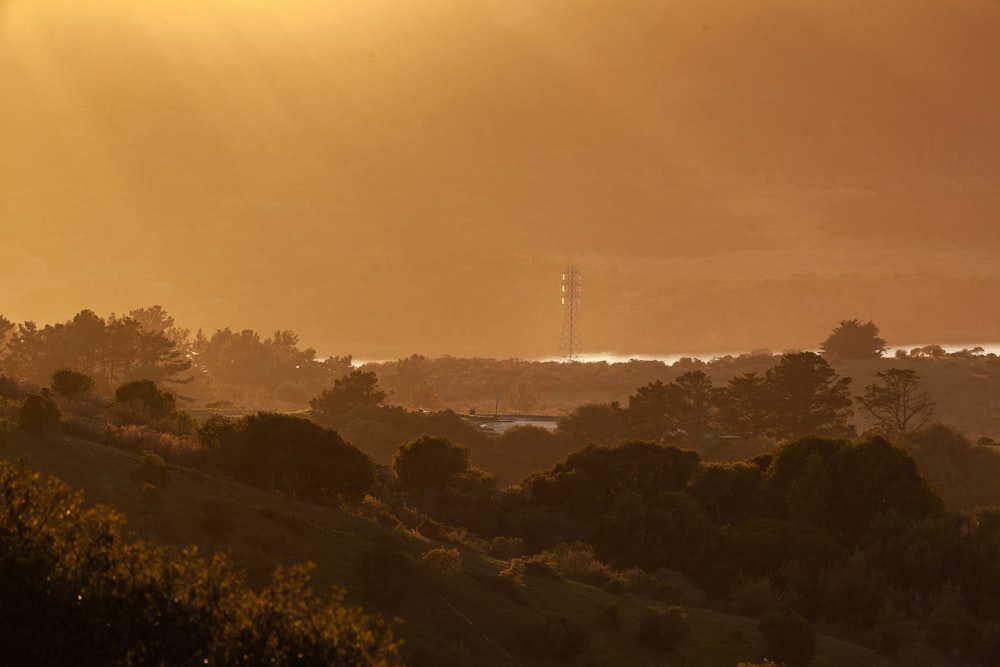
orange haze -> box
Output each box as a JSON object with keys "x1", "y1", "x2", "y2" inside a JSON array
[{"x1": 2, "y1": 0, "x2": 999, "y2": 358}]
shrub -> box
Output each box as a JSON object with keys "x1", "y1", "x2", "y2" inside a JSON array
[
  {"x1": 17, "y1": 391, "x2": 61, "y2": 435},
  {"x1": 535, "y1": 542, "x2": 615, "y2": 587},
  {"x1": 516, "y1": 613, "x2": 589, "y2": 659},
  {"x1": 115, "y1": 379, "x2": 177, "y2": 421},
  {"x1": 416, "y1": 518, "x2": 445, "y2": 540},
  {"x1": 486, "y1": 558, "x2": 528, "y2": 602},
  {"x1": 488, "y1": 536, "x2": 527, "y2": 560},
  {"x1": 759, "y1": 608, "x2": 816, "y2": 667},
  {"x1": 131, "y1": 450, "x2": 170, "y2": 489},
  {"x1": 419, "y1": 547, "x2": 462, "y2": 576},
  {"x1": 51, "y1": 368, "x2": 95, "y2": 398},
  {"x1": 499, "y1": 558, "x2": 526, "y2": 586},
  {"x1": 0, "y1": 461, "x2": 403, "y2": 666},
  {"x1": 637, "y1": 605, "x2": 690, "y2": 652},
  {"x1": 59, "y1": 413, "x2": 103, "y2": 440},
  {"x1": 524, "y1": 558, "x2": 560, "y2": 579}
]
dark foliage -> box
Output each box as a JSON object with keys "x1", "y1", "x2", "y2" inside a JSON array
[
  {"x1": 310, "y1": 370, "x2": 388, "y2": 427},
  {"x1": 50, "y1": 368, "x2": 96, "y2": 398},
  {"x1": 0, "y1": 461, "x2": 401, "y2": 666},
  {"x1": 17, "y1": 391, "x2": 61, "y2": 435},
  {"x1": 198, "y1": 412, "x2": 375, "y2": 503},
  {"x1": 130, "y1": 450, "x2": 170, "y2": 489},
  {"x1": 820, "y1": 319, "x2": 887, "y2": 359},
  {"x1": 3, "y1": 309, "x2": 190, "y2": 391},
  {"x1": 115, "y1": 379, "x2": 177, "y2": 422},
  {"x1": 393, "y1": 435, "x2": 470, "y2": 494}
]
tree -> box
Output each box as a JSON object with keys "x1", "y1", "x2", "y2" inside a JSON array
[
  {"x1": 762, "y1": 352, "x2": 853, "y2": 439},
  {"x1": 820, "y1": 319, "x2": 887, "y2": 359},
  {"x1": 626, "y1": 380, "x2": 673, "y2": 440},
  {"x1": 507, "y1": 379, "x2": 541, "y2": 413},
  {"x1": 115, "y1": 379, "x2": 177, "y2": 421},
  {"x1": 669, "y1": 370, "x2": 719, "y2": 440},
  {"x1": 198, "y1": 412, "x2": 376, "y2": 502},
  {"x1": 51, "y1": 368, "x2": 96, "y2": 398},
  {"x1": 556, "y1": 401, "x2": 628, "y2": 446},
  {"x1": 0, "y1": 313, "x2": 13, "y2": 350},
  {"x1": 17, "y1": 391, "x2": 61, "y2": 435},
  {"x1": 310, "y1": 371, "x2": 387, "y2": 427},
  {"x1": 857, "y1": 368, "x2": 935, "y2": 434},
  {"x1": 717, "y1": 372, "x2": 769, "y2": 437},
  {"x1": 392, "y1": 435, "x2": 470, "y2": 494}
]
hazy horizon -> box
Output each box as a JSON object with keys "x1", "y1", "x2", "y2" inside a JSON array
[{"x1": 3, "y1": 0, "x2": 999, "y2": 359}]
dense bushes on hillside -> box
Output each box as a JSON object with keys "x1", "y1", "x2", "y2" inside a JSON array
[
  {"x1": 0, "y1": 461, "x2": 401, "y2": 666},
  {"x1": 197, "y1": 412, "x2": 376, "y2": 503}
]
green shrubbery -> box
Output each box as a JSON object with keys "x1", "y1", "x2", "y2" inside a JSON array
[
  {"x1": 0, "y1": 461, "x2": 401, "y2": 666},
  {"x1": 131, "y1": 450, "x2": 170, "y2": 489}
]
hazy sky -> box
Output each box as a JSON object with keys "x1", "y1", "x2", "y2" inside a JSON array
[{"x1": 2, "y1": 0, "x2": 999, "y2": 359}]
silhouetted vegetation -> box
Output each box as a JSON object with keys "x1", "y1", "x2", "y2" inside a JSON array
[
  {"x1": 11, "y1": 309, "x2": 1000, "y2": 663},
  {"x1": 0, "y1": 461, "x2": 401, "y2": 666},
  {"x1": 198, "y1": 411, "x2": 375, "y2": 503},
  {"x1": 821, "y1": 319, "x2": 888, "y2": 360}
]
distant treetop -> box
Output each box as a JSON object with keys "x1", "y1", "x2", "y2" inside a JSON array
[{"x1": 820, "y1": 319, "x2": 887, "y2": 359}]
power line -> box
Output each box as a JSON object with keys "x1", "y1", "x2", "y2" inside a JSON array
[{"x1": 560, "y1": 266, "x2": 582, "y2": 361}]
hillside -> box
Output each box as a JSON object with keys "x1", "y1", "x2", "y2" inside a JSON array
[{"x1": 0, "y1": 426, "x2": 895, "y2": 666}]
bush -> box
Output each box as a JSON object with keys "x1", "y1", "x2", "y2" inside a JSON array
[
  {"x1": 0, "y1": 461, "x2": 403, "y2": 666},
  {"x1": 17, "y1": 391, "x2": 61, "y2": 435},
  {"x1": 131, "y1": 451, "x2": 170, "y2": 489},
  {"x1": 516, "y1": 613, "x2": 589, "y2": 659},
  {"x1": 534, "y1": 542, "x2": 615, "y2": 587},
  {"x1": 488, "y1": 536, "x2": 527, "y2": 560},
  {"x1": 419, "y1": 547, "x2": 462, "y2": 576},
  {"x1": 51, "y1": 368, "x2": 95, "y2": 398},
  {"x1": 115, "y1": 379, "x2": 177, "y2": 422},
  {"x1": 637, "y1": 605, "x2": 690, "y2": 652},
  {"x1": 759, "y1": 608, "x2": 816, "y2": 667}
]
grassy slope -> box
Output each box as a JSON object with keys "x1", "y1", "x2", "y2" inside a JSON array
[{"x1": 0, "y1": 428, "x2": 895, "y2": 667}]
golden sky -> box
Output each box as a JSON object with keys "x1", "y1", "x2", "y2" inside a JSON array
[{"x1": 2, "y1": 0, "x2": 999, "y2": 358}]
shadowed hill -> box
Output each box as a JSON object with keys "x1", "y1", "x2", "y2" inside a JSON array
[{"x1": 0, "y1": 426, "x2": 894, "y2": 666}]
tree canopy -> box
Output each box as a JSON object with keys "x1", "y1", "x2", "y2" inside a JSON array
[
  {"x1": 857, "y1": 368, "x2": 935, "y2": 434},
  {"x1": 310, "y1": 370, "x2": 388, "y2": 428},
  {"x1": 820, "y1": 319, "x2": 887, "y2": 359},
  {"x1": 761, "y1": 352, "x2": 854, "y2": 439}
]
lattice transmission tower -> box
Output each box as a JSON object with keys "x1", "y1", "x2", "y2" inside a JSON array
[{"x1": 560, "y1": 266, "x2": 582, "y2": 361}]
